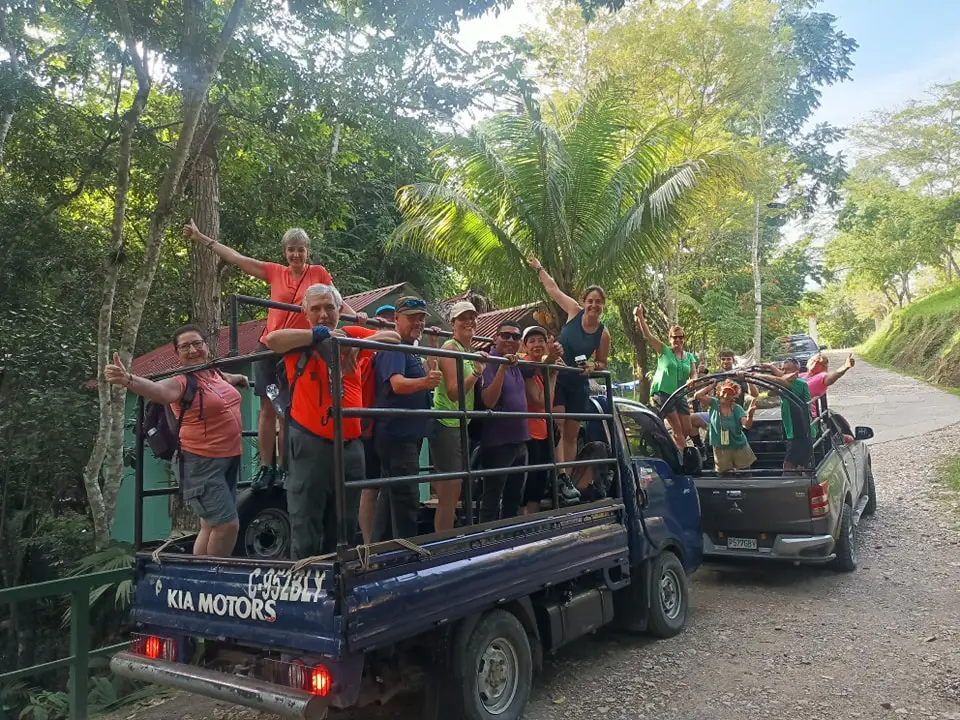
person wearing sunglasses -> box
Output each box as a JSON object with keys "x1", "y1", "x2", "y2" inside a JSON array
[
  {"x1": 102, "y1": 325, "x2": 249, "y2": 556},
  {"x1": 634, "y1": 304, "x2": 698, "y2": 450},
  {"x1": 478, "y1": 321, "x2": 530, "y2": 522},
  {"x1": 182, "y1": 221, "x2": 367, "y2": 494},
  {"x1": 707, "y1": 379, "x2": 758, "y2": 475},
  {"x1": 372, "y1": 296, "x2": 443, "y2": 540},
  {"x1": 527, "y1": 256, "x2": 611, "y2": 482}
]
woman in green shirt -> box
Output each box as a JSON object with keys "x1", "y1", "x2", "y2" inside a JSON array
[
  {"x1": 429, "y1": 301, "x2": 487, "y2": 531},
  {"x1": 709, "y1": 380, "x2": 758, "y2": 474},
  {"x1": 634, "y1": 304, "x2": 699, "y2": 450}
]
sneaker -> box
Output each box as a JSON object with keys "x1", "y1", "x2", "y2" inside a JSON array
[
  {"x1": 556, "y1": 472, "x2": 581, "y2": 506},
  {"x1": 251, "y1": 465, "x2": 274, "y2": 491},
  {"x1": 273, "y1": 467, "x2": 286, "y2": 488}
]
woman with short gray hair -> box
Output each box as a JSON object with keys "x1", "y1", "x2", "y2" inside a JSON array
[{"x1": 183, "y1": 220, "x2": 367, "y2": 491}]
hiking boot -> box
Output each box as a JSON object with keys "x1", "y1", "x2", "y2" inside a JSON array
[
  {"x1": 556, "y1": 472, "x2": 581, "y2": 506},
  {"x1": 251, "y1": 465, "x2": 274, "y2": 491},
  {"x1": 273, "y1": 466, "x2": 286, "y2": 488}
]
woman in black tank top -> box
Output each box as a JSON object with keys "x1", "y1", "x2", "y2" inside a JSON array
[{"x1": 527, "y1": 256, "x2": 611, "y2": 482}]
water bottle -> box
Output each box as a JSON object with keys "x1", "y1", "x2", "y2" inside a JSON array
[{"x1": 266, "y1": 383, "x2": 285, "y2": 417}]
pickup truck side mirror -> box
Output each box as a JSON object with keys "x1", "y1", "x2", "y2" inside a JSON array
[
  {"x1": 854, "y1": 426, "x2": 874, "y2": 441},
  {"x1": 682, "y1": 447, "x2": 702, "y2": 476}
]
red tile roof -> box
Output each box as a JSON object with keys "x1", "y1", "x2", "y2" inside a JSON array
[
  {"x1": 128, "y1": 284, "x2": 409, "y2": 377},
  {"x1": 473, "y1": 303, "x2": 540, "y2": 349}
]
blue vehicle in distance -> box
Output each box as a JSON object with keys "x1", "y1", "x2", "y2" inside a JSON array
[{"x1": 111, "y1": 335, "x2": 702, "y2": 720}]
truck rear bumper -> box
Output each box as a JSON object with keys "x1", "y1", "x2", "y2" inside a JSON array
[
  {"x1": 702, "y1": 533, "x2": 835, "y2": 562},
  {"x1": 110, "y1": 651, "x2": 327, "y2": 719}
]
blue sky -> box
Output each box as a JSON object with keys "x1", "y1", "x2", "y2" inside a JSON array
[{"x1": 458, "y1": 0, "x2": 960, "y2": 131}]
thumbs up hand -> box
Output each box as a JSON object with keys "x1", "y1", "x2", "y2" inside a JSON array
[{"x1": 104, "y1": 351, "x2": 132, "y2": 387}]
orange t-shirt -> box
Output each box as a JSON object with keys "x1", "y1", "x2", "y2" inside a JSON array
[
  {"x1": 259, "y1": 263, "x2": 334, "y2": 342},
  {"x1": 172, "y1": 370, "x2": 243, "y2": 458},
  {"x1": 527, "y1": 374, "x2": 559, "y2": 441},
  {"x1": 285, "y1": 326, "x2": 376, "y2": 440}
]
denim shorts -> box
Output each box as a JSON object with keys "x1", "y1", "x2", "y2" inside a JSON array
[{"x1": 176, "y1": 452, "x2": 240, "y2": 526}]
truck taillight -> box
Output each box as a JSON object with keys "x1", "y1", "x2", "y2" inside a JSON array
[
  {"x1": 132, "y1": 633, "x2": 176, "y2": 661},
  {"x1": 310, "y1": 665, "x2": 332, "y2": 696},
  {"x1": 808, "y1": 481, "x2": 829, "y2": 517}
]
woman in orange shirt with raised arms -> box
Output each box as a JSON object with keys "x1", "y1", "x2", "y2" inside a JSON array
[{"x1": 183, "y1": 220, "x2": 367, "y2": 490}]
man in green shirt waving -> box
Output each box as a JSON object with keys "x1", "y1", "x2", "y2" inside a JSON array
[{"x1": 755, "y1": 358, "x2": 814, "y2": 471}]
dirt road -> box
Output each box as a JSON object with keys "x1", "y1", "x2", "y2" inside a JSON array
[{"x1": 110, "y1": 354, "x2": 960, "y2": 720}]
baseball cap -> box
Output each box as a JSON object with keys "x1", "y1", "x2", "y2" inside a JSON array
[
  {"x1": 449, "y1": 300, "x2": 477, "y2": 319},
  {"x1": 374, "y1": 304, "x2": 395, "y2": 317},
  {"x1": 395, "y1": 296, "x2": 428, "y2": 316},
  {"x1": 522, "y1": 325, "x2": 548, "y2": 341}
]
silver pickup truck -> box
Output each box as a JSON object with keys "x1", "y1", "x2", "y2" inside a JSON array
[{"x1": 666, "y1": 375, "x2": 877, "y2": 571}]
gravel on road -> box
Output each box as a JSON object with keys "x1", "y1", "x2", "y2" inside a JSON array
[{"x1": 105, "y1": 355, "x2": 960, "y2": 720}]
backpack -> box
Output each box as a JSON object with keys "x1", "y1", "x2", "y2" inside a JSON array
[{"x1": 144, "y1": 374, "x2": 200, "y2": 462}]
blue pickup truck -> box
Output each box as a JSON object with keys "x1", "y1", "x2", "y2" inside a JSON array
[{"x1": 111, "y1": 337, "x2": 702, "y2": 720}]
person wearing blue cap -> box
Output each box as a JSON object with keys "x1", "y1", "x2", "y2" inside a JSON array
[{"x1": 374, "y1": 305, "x2": 396, "y2": 323}]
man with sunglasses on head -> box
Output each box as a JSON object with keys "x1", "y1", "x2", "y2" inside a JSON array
[
  {"x1": 372, "y1": 296, "x2": 443, "y2": 540},
  {"x1": 478, "y1": 321, "x2": 530, "y2": 522}
]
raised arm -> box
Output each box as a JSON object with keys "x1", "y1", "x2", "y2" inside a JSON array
[
  {"x1": 632, "y1": 304, "x2": 665, "y2": 354},
  {"x1": 752, "y1": 371, "x2": 798, "y2": 389},
  {"x1": 825, "y1": 354, "x2": 855, "y2": 387},
  {"x1": 741, "y1": 398, "x2": 757, "y2": 430},
  {"x1": 526, "y1": 255, "x2": 581, "y2": 321},
  {"x1": 184, "y1": 219, "x2": 267, "y2": 281},
  {"x1": 103, "y1": 352, "x2": 183, "y2": 405}
]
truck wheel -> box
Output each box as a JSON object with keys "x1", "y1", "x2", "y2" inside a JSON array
[
  {"x1": 234, "y1": 486, "x2": 290, "y2": 560},
  {"x1": 863, "y1": 464, "x2": 877, "y2": 516},
  {"x1": 832, "y1": 503, "x2": 857, "y2": 572},
  {"x1": 647, "y1": 551, "x2": 688, "y2": 638},
  {"x1": 453, "y1": 610, "x2": 534, "y2": 720}
]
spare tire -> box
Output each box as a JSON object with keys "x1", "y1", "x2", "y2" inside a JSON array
[{"x1": 233, "y1": 486, "x2": 290, "y2": 560}]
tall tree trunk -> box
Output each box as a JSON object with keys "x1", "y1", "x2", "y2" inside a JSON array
[
  {"x1": 189, "y1": 114, "x2": 223, "y2": 355},
  {"x1": 81, "y1": 9, "x2": 151, "y2": 548},
  {"x1": 751, "y1": 194, "x2": 762, "y2": 361},
  {"x1": 0, "y1": 13, "x2": 22, "y2": 170},
  {"x1": 83, "y1": 0, "x2": 246, "y2": 546}
]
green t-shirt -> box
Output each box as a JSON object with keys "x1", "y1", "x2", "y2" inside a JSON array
[
  {"x1": 780, "y1": 377, "x2": 813, "y2": 440},
  {"x1": 432, "y1": 339, "x2": 475, "y2": 428},
  {"x1": 708, "y1": 397, "x2": 748, "y2": 449},
  {"x1": 651, "y1": 343, "x2": 697, "y2": 396}
]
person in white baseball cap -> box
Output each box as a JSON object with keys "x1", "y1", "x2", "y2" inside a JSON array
[{"x1": 429, "y1": 300, "x2": 488, "y2": 531}]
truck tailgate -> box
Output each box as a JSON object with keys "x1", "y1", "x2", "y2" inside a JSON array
[
  {"x1": 696, "y1": 474, "x2": 815, "y2": 538},
  {"x1": 130, "y1": 555, "x2": 343, "y2": 656}
]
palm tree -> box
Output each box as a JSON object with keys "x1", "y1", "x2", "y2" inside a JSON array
[{"x1": 392, "y1": 82, "x2": 731, "y2": 311}]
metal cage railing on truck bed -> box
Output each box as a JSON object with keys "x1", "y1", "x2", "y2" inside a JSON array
[{"x1": 132, "y1": 294, "x2": 620, "y2": 574}]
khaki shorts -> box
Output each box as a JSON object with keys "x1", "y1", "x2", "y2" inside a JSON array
[{"x1": 713, "y1": 444, "x2": 757, "y2": 473}]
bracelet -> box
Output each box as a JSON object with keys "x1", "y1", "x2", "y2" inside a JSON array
[
  {"x1": 125, "y1": 372, "x2": 133, "y2": 387},
  {"x1": 207, "y1": 240, "x2": 217, "y2": 248}
]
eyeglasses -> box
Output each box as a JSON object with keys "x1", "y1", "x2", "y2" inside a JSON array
[
  {"x1": 499, "y1": 332, "x2": 522, "y2": 341},
  {"x1": 177, "y1": 340, "x2": 205, "y2": 351},
  {"x1": 671, "y1": 334, "x2": 685, "y2": 340}
]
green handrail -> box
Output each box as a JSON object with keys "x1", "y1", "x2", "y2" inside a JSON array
[{"x1": 0, "y1": 568, "x2": 135, "y2": 720}]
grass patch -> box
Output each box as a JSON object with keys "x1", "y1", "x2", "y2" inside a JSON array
[
  {"x1": 858, "y1": 283, "x2": 960, "y2": 390},
  {"x1": 941, "y1": 455, "x2": 960, "y2": 495}
]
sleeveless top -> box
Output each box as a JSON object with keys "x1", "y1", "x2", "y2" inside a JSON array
[
  {"x1": 557, "y1": 310, "x2": 604, "y2": 387},
  {"x1": 432, "y1": 339, "x2": 476, "y2": 428}
]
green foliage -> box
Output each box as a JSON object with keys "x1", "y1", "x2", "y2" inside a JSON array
[
  {"x1": 1, "y1": 675, "x2": 164, "y2": 720},
  {"x1": 393, "y1": 81, "x2": 730, "y2": 307},
  {"x1": 859, "y1": 283, "x2": 960, "y2": 388},
  {"x1": 801, "y1": 286, "x2": 873, "y2": 349},
  {"x1": 62, "y1": 543, "x2": 136, "y2": 627}
]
